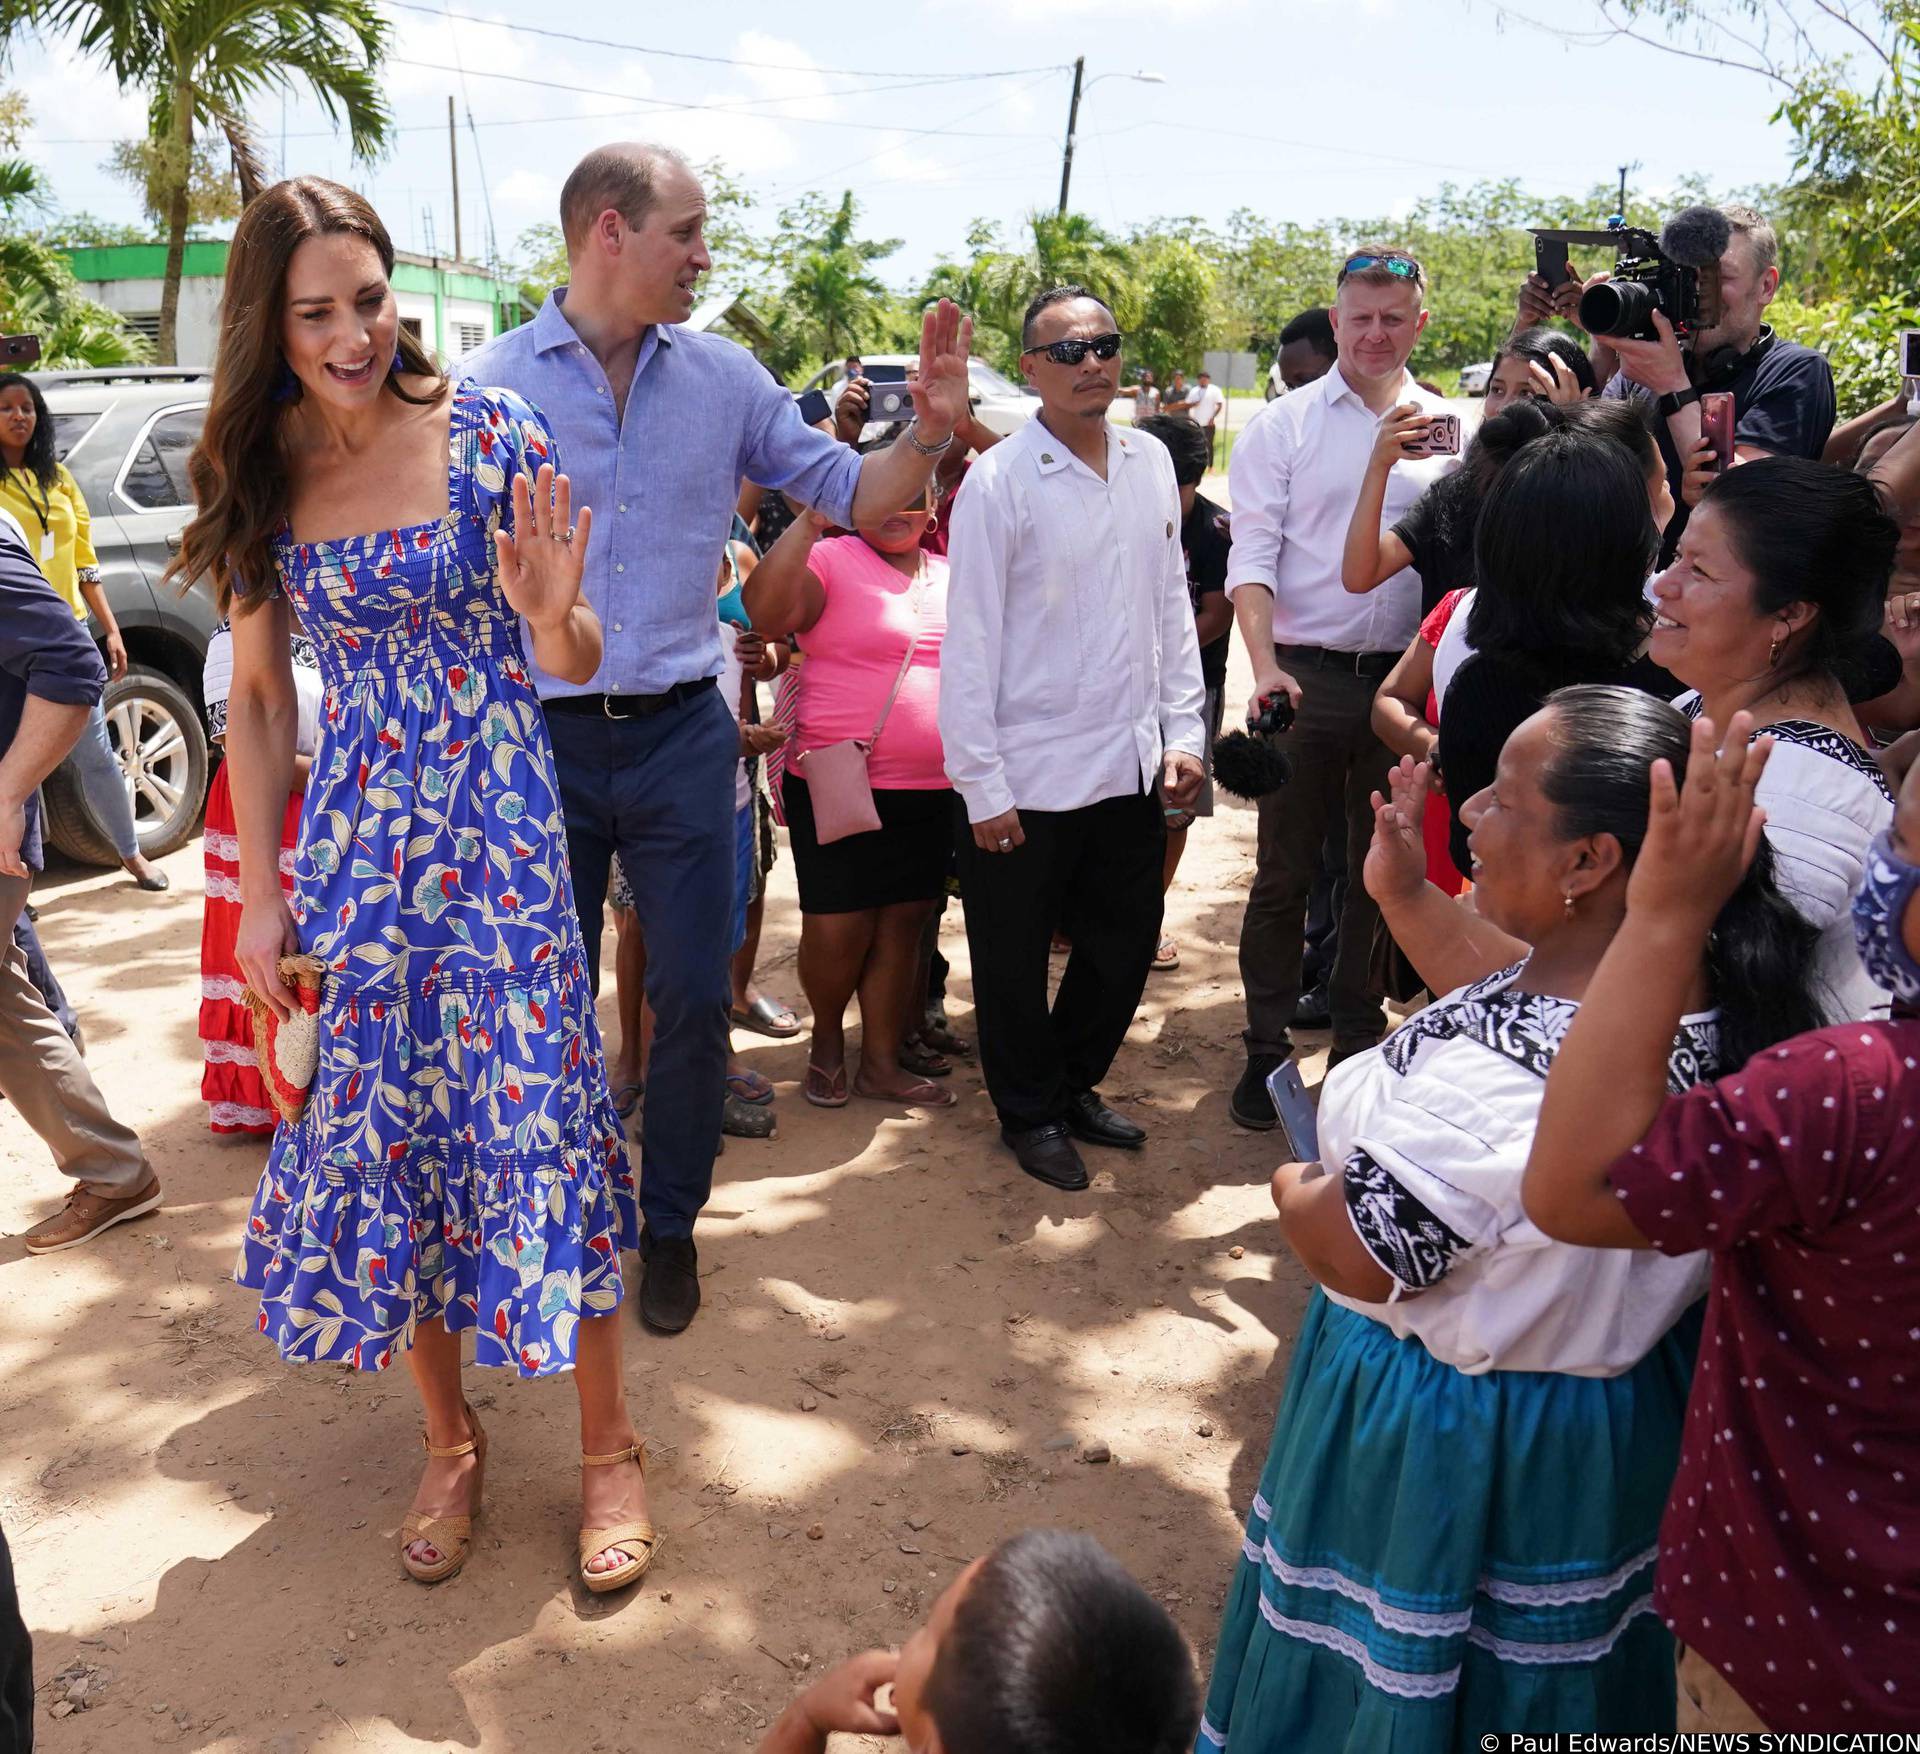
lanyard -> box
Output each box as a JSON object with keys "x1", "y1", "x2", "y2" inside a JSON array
[{"x1": 3, "y1": 467, "x2": 52, "y2": 533}]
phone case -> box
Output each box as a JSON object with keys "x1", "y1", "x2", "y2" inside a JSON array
[
  {"x1": 1699, "y1": 392, "x2": 1736, "y2": 473},
  {"x1": 1265, "y1": 1063, "x2": 1320, "y2": 1164}
]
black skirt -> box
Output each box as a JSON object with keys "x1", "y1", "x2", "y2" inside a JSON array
[{"x1": 781, "y1": 772, "x2": 953, "y2": 914}]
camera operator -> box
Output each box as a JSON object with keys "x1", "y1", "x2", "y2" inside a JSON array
[{"x1": 1530, "y1": 205, "x2": 1835, "y2": 551}]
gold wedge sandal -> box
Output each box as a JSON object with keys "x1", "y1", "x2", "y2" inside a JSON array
[
  {"x1": 397, "y1": 1406, "x2": 487, "y2": 1585},
  {"x1": 579, "y1": 1439, "x2": 659, "y2": 1595}
]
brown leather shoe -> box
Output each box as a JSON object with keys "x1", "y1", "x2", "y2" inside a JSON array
[{"x1": 23, "y1": 1178, "x2": 163, "y2": 1255}]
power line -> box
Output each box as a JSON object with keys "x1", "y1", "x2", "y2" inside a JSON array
[
  {"x1": 380, "y1": 1, "x2": 1064, "y2": 82},
  {"x1": 385, "y1": 57, "x2": 1056, "y2": 138}
]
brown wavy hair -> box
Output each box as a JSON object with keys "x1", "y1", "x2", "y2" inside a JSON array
[{"x1": 167, "y1": 177, "x2": 446, "y2": 615}]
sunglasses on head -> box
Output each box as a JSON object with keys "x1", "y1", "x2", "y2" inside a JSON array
[
  {"x1": 1340, "y1": 253, "x2": 1422, "y2": 284},
  {"x1": 1022, "y1": 332, "x2": 1124, "y2": 366}
]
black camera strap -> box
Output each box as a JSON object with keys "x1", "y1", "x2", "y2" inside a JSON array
[{"x1": 1693, "y1": 324, "x2": 1777, "y2": 392}]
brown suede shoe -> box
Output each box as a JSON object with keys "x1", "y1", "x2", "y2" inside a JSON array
[{"x1": 23, "y1": 1179, "x2": 163, "y2": 1255}]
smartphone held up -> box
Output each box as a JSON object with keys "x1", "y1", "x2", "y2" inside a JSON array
[
  {"x1": 1698, "y1": 391, "x2": 1735, "y2": 474},
  {"x1": 1404, "y1": 412, "x2": 1461, "y2": 459}
]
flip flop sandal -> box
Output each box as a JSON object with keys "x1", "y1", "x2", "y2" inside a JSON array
[
  {"x1": 611, "y1": 1080, "x2": 644, "y2": 1119},
  {"x1": 721, "y1": 1093, "x2": 778, "y2": 1138},
  {"x1": 853, "y1": 1075, "x2": 957, "y2": 1110},
  {"x1": 1152, "y1": 935, "x2": 1180, "y2": 971},
  {"x1": 729, "y1": 994, "x2": 802, "y2": 1039},
  {"x1": 803, "y1": 1063, "x2": 849, "y2": 1108},
  {"x1": 724, "y1": 1069, "x2": 775, "y2": 1105},
  {"x1": 898, "y1": 1039, "x2": 952, "y2": 1078}
]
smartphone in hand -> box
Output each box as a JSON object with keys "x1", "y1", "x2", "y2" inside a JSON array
[
  {"x1": 1901, "y1": 329, "x2": 1920, "y2": 381},
  {"x1": 1534, "y1": 235, "x2": 1571, "y2": 292},
  {"x1": 1699, "y1": 391, "x2": 1735, "y2": 474},
  {"x1": 1405, "y1": 413, "x2": 1462, "y2": 459},
  {"x1": 1265, "y1": 1061, "x2": 1320, "y2": 1165},
  {"x1": 1, "y1": 335, "x2": 41, "y2": 365}
]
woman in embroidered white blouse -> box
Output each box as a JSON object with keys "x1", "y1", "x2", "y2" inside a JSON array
[{"x1": 1194, "y1": 690, "x2": 1825, "y2": 1754}]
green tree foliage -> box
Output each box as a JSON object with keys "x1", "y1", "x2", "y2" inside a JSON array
[
  {"x1": 0, "y1": 0, "x2": 393, "y2": 363},
  {"x1": 105, "y1": 132, "x2": 241, "y2": 236},
  {"x1": 0, "y1": 90, "x2": 149, "y2": 366}
]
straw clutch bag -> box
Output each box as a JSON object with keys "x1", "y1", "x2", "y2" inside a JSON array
[{"x1": 243, "y1": 954, "x2": 325, "y2": 1125}]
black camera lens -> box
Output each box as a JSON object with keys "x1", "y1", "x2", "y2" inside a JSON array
[{"x1": 1578, "y1": 278, "x2": 1658, "y2": 340}]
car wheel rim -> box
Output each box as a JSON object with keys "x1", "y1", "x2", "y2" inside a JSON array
[{"x1": 107, "y1": 697, "x2": 190, "y2": 831}]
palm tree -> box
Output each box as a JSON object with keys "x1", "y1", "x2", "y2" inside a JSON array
[
  {"x1": 0, "y1": 150, "x2": 149, "y2": 366},
  {"x1": 973, "y1": 210, "x2": 1141, "y2": 343},
  {"x1": 0, "y1": 0, "x2": 393, "y2": 363},
  {"x1": 779, "y1": 191, "x2": 893, "y2": 363}
]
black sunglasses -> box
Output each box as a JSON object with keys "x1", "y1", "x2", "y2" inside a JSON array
[{"x1": 1021, "y1": 332, "x2": 1124, "y2": 366}]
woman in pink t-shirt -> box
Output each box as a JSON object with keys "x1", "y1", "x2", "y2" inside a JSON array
[{"x1": 743, "y1": 491, "x2": 954, "y2": 1110}]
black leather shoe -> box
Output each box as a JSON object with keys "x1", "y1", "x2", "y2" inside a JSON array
[
  {"x1": 1001, "y1": 1122, "x2": 1089, "y2": 1191},
  {"x1": 1065, "y1": 1090, "x2": 1146, "y2": 1149},
  {"x1": 1229, "y1": 1052, "x2": 1289, "y2": 1131},
  {"x1": 1291, "y1": 984, "x2": 1332, "y2": 1030},
  {"x1": 638, "y1": 1227, "x2": 700, "y2": 1334}
]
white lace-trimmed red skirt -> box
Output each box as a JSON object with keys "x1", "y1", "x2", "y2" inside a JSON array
[{"x1": 198, "y1": 761, "x2": 303, "y2": 1135}]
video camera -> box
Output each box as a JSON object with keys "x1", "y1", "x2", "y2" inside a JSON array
[{"x1": 1529, "y1": 206, "x2": 1731, "y2": 344}]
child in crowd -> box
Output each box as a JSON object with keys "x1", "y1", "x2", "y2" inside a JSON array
[{"x1": 755, "y1": 1530, "x2": 1198, "y2": 1754}]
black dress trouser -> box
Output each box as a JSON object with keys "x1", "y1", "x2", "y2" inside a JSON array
[
  {"x1": 1, "y1": 1518, "x2": 31, "y2": 1754},
  {"x1": 954, "y1": 790, "x2": 1165, "y2": 1132}
]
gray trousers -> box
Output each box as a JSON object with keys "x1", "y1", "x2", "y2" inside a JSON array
[
  {"x1": 0, "y1": 874, "x2": 147, "y2": 1196},
  {"x1": 67, "y1": 701, "x2": 140, "y2": 862},
  {"x1": 1238, "y1": 666, "x2": 1394, "y2": 1055}
]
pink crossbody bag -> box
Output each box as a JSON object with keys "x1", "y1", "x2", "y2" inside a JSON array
[{"x1": 792, "y1": 572, "x2": 926, "y2": 845}]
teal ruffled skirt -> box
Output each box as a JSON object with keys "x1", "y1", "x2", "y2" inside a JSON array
[{"x1": 1197, "y1": 1292, "x2": 1699, "y2": 1752}]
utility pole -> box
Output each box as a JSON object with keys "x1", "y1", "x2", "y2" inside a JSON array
[
  {"x1": 449, "y1": 95, "x2": 463, "y2": 261},
  {"x1": 1057, "y1": 56, "x2": 1084, "y2": 218}
]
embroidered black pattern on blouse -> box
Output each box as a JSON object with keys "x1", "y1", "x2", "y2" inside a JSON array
[
  {"x1": 1678, "y1": 699, "x2": 1893, "y2": 803},
  {"x1": 1343, "y1": 1148, "x2": 1473, "y2": 1289},
  {"x1": 1380, "y1": 963, "x2": 1718, "y2": 1093}
]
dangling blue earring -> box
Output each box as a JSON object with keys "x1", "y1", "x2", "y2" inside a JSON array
[
  {"x1": 272, "y1": 360, "x2": 302, "y2": 404},
  {"x1": 391, "y1": 347, "x2": 405, "y2": 375}
]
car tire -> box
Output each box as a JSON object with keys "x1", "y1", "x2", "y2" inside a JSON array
[{"x1": 41, "y1": 666, "x2": 209, "y2": 866}]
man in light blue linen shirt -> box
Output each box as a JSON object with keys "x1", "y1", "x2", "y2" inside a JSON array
[{"x1": 467, "y1": 142, "x2": 973, "y2": 1335}]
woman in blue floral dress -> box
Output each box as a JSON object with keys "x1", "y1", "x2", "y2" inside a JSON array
[{"x1": 168, "y1": 178, "x2": 654, "y2": 1594}]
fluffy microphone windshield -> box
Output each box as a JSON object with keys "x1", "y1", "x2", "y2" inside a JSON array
[{"x1": 1659, "y1": 205, "x2": 1734, "y2": 269}]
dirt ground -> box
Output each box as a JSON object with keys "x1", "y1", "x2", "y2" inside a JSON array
[{"x1": 0, "y1": 639, "x2": 1324, "y2": 1753}]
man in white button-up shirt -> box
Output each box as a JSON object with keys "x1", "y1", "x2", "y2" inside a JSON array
[
  {"x1": 941, "y1": 286, "x2": 1207, "y2": 1192},
  {"x1": 1224, "y1": 249, "x2": 1457, "y2": 1130}
]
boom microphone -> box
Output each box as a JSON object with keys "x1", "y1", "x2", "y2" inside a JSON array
[{"x1": 1658, "y1": 205, "x2": 1733, "y2": 270}]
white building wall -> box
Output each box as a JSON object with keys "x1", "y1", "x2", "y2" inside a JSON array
[{"x1": 74, "y1": 275, "x2": 224, "y2": 367}]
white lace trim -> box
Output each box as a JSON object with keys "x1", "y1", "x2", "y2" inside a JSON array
[
  {"x1": 1255, "y1": 1595, "x2": 1461, "y2": 1701},
  {"x1": 1464, "y1": 1592, "x2": 1658, "y2": 1666},
  {"x1": 1247, "y1": 1490, "x2": 1657, "y2": 1621},
  {"x1": 1198, "y1": 1717, "x2": 1228, "y2": 1748},
  {"x1": 203, "y1": 1039, "x2": 258, "y2": 1067},
  {"x1": 202, "y1": 975, "x2": 248, "y2": 1003},
  {"x1": 209, "y1": 1100, "x2": 275, "y2": 1128},
  {"x1": 1479, "y1": 1544, "x2": 1658, "y2": 1607},
  {"x1": 205, "y1": 871, "x2": 243, "y2": 903},
  {"x1": 1250, "y1": 1539, "x2": 1472, "y2": 1636},
  {"x1": 203, "y1": 831, "x2": 295, "y2": 876}
]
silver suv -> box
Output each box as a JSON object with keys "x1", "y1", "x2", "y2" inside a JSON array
[{"x1": 37, "y1": 369, "x2": 217, "y2": 865}]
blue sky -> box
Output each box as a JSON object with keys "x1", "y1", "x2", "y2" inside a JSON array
[{"x1": 8, "y1": 0, "x2": 1823, "y2": 284}]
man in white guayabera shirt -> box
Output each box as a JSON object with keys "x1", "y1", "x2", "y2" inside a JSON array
[{"x1": 940, "y1": 285, "x2": 1206, "y2": 1195}]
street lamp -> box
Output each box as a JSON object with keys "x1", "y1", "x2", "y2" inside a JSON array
[{"x1": 1058, "y1": 61, "x2": 1166, "y2": 216}]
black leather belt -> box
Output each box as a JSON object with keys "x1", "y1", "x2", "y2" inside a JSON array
[
  {"x1": 543, "y1": 677, "x2": 717, "y2": 720},
  {"x1": 1275, "y1": 643, "x2": 1400, "y2": 680}
]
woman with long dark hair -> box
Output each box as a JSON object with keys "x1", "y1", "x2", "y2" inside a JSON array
[
  {"x1": 1651, "y1": 456, "x2": 1899, "y2": 1019},
  {"x1": 1197, "y1": 687, "x2": 1822, "y2": 1750},
  {"x1": 0, "y1": 370, "x2": 167, "y2": 890},
  {"x1": 1436, "y1": 426, "x2": 1679, "y2": 871},
  {"x1": 167, "y1": 177, "x2": 654, "y2": 1594}
]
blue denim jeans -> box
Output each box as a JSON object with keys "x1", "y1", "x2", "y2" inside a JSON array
[
  {"x1": 68, "y1": 700, "x2": 140, "y2": 862},
  {"x1": 544, "y1": 683, "x2": 736, "y2": 1241}
]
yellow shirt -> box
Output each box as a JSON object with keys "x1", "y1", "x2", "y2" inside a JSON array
[{"x1": 0, "y1": 461, "x2": 98, "y2": 618}]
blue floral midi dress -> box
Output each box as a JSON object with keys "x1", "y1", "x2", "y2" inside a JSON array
[{"x1": 234, "y1": 380, "x2": 636, "y2": 1377}]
